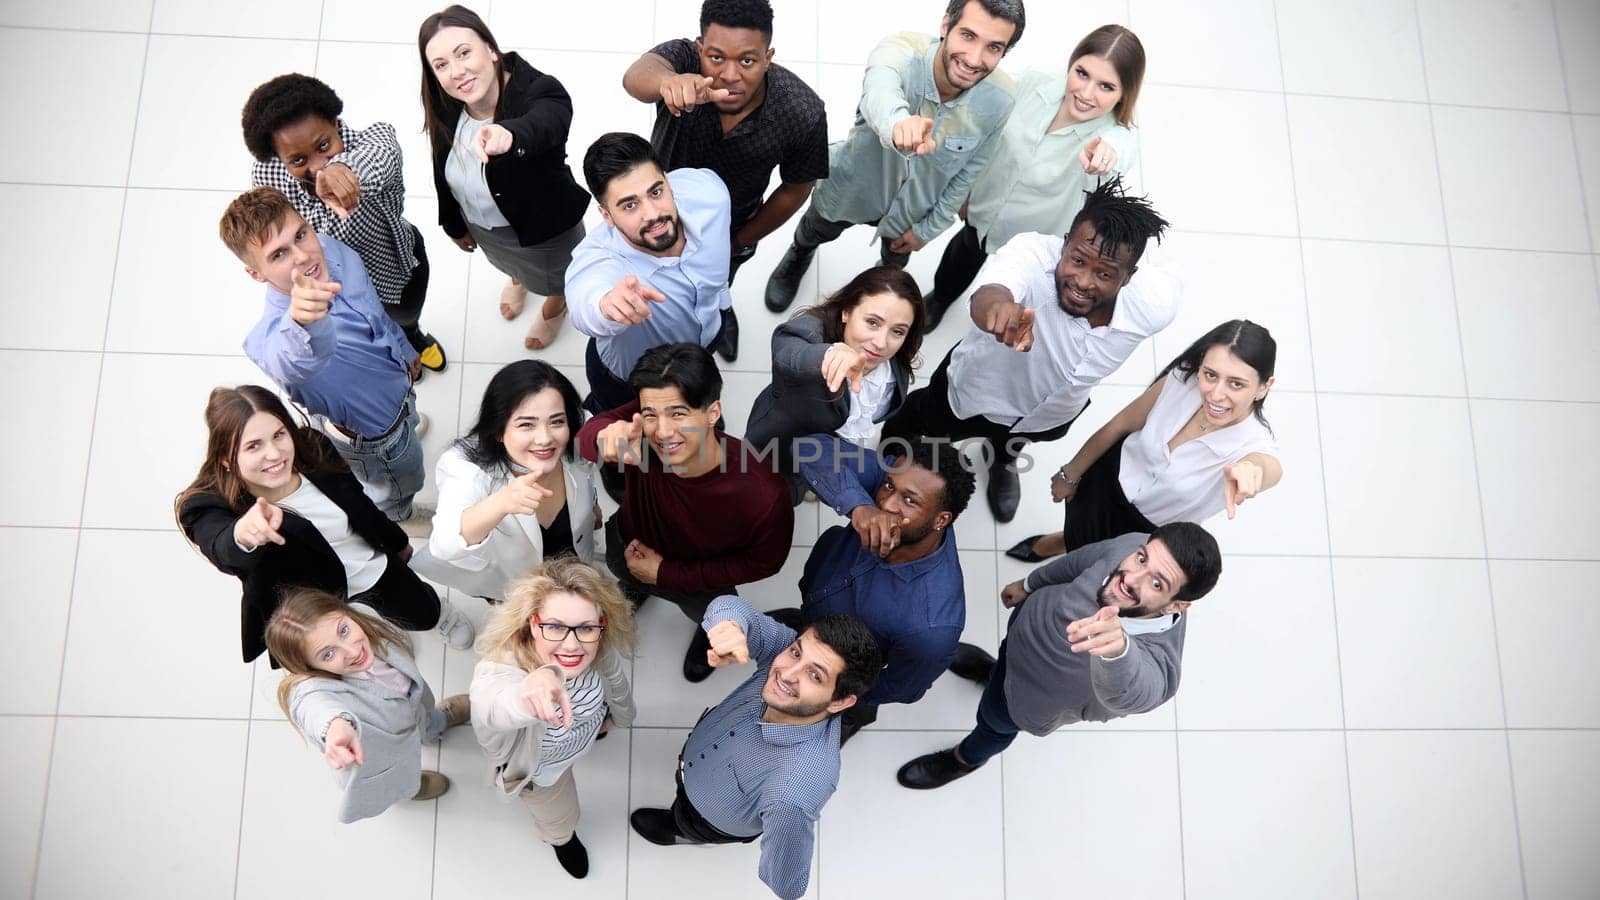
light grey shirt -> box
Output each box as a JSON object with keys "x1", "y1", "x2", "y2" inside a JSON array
[
  {"x1": 810, "y1": 32, "x2": 1015, "y2": 245},
  {"x1": 445, "y1": 111, "x2": 512, "y2": 229}
]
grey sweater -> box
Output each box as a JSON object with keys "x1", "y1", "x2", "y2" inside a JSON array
[{"x1": 1002, "y1": 533, "x2": 1187, "y2": 736}]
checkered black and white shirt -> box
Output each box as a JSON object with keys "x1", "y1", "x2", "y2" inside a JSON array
[{"x1": 251, "y1": 121, "x2": 419, "y2": 307}]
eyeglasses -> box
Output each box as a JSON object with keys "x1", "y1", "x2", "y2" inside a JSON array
[{"x1": 533, "y1": 615, "x2": 605, "y2": 644}]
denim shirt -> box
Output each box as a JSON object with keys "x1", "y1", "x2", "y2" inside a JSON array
[{"x1": 810, "y1": 32, "x2": 1015, "y2": 245}]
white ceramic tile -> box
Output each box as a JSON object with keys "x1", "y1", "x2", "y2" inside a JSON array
[
  {"x1": 0, "y1": 350, "x2": 101, "y2": 527},
  {"x1": 820, "y1": 730, "x2": 1004, "y2": 900},
  {"x1": 1509, "y1": 730, "x2": 1600, "y2": 900},
  {"x1": 311, "y1": 40, "x2": 442, "y2": 207},
  {"x1": 1346, "y1": 730, "x2": 1523, "y2": 900},
  {"x1": 0, "y1": 29, "x2": 145, "y2": 185},
  {"x1": 398, "y1": 196, "x2": 471, "y2": 364},
  {"x1": 0, "y1": 185, "x2": 122, "y2": 351},
  {"x1": 1135, "y1": 85, "x2": 1299, "y2": 236},
  {"x1": 128, "y1": 35, "x2": 318, "y2": 190},
  {"x1": 234, "y1": 719, "x2": 437, "y2": 900},
  {"x1": 79, "y1": 352, "x2": 264, "y2": 530},
  {"x1": 1333, "y1": 557, "x2": 1504, "y2": 729},
  {"x1": 1555, "y1": 0, "x2": 1600, "y2": 114},
  {"x1": 627, "y1": 727, "x2": 819, "y2": 899},
  {"x1": 526, "y1": 48, "x2": 659, "y2": 174},
  {"x1": 1453, "y1": 247, "x2": 1600, "y2": 401},
  {"x1": 0, "y1": 716, "x2": 53, "y2": 900},
  {"x1": 1130, "y1": 0, "x2": 1281, "y2": 91},
  {"x1": 814, "y1": 0, "x2": 937, "y2": 66},
  {"x1": 411, "y1": 360, "x2": 466, "y2": 507},
  {"x1": 460, "y1": 210, "x2": 600, "y2": 369},
  {"x1": 1416, "y1": 0, "x2": 1566, "y2": 111},
  {"x1": 1193, "y1": 393, "x2": 1331, "y2": 557},
  {"x1": 1471, "y1": 398, "x2": 1600, "y2": 560},
  {"x1": 1572, "y1": 115, "x2": 1600, "y2": 252},
  {"x1": 35, "y1": 717, "x2": 246, "y2": 900},
  {"x1": 321, "y1": 0, "x2": 449, "y2": 44},
  {"x1": 1318, "y1": 394, "x2": 1485, "y2": 557},
  {"x1": 0, "y1": 0, "x2": 151, "y2": 30},
  {"x1": 1286, "y1": 95, "x2": 1447, "y2": 244},
  {"x1": 993, "y1": 0, "x2": 1131, "y2": 76},
  {"x1": 491, "y1": 0, "x2": 653, "y2": 54},
  {"x1": 874, "y1": 549, "x2": 1002, "y2": 731},
  {"x1": 58, "y1": 529, "x2": 254, "y2": 717},
  {"x1": 1179, "y1": 731, "x2": 1357, "y2": 900},
  {"x1": 1276, "y1": 0, "x2": 1428, "y2": 101},
  {"x1": 1302, "y1": 240, "x2": 1466, "y2": 396},
  {"x1": 1004, "y1": 730, "x2": 1183, "y2": 898},
  {"x1": 1177, "y1": 556, "x2": 1343, "y2": 730},
  {"x1": 0, "y1": 528, "x2": 78, "y2": 715},
  {"x1": 150, "y1": 0, "x2": 321, "y2": 39},
  {"x1": 1490, "y1": 560, "x2": 1600, "y2": 728},
  {"x1": 1432, "y1": 105, "x2": 1589, "y2": 252}
]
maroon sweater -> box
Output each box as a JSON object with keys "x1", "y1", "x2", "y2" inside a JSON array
[{"x1": 577, "y1": 401, "x2": 794, "y2": 592}]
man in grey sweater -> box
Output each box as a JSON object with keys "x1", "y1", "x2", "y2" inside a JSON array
[{"x1": 896, "y1": 523, "x2": 1222, "y2": 789}]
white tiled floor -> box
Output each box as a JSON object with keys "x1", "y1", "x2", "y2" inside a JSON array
[{"x1": 2, "y1": 1, "x2": 1596, "y2": 898}]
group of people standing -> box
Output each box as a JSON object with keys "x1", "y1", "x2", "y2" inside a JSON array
[{"x1": 173, "y1": 1, "x2": 1289, "y2": 897}]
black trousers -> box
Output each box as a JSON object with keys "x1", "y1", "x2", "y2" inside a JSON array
[
  {"x1": 929, "y1": 223, "x2": 988, "y2": 303},
  {"x1": 672, "y1": 764, "x2": 758, "y2": 845},
  {"x1": 604, "y1": 513, "x2": 729, "y2": 623},
  {"x1": 882, "y1": 348, "x2": 1082, "y2": 471},
  {"x1": 349, "y1": 556, "x2": 442, "y2": 631},
  {"x1": 387, "y1": 225, "x2": 431, "y2": 349},
  {"x1": 792, "y1": 206, "x2": 911, "y2": 269},
  {"x1": 1062, "y1": 435, "x2": 1158, "y2": 550}
]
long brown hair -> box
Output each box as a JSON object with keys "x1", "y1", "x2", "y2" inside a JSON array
[
  {"x1": 417, "y1": 5, "x2": 507, "y2": 163},
  {"x1": 173, "y1": 385, "x2": 341, "y2": 523},
  {"x1": 1070, "y1": 25, "x2": 1145, "y2": 127},
  {"x1": 798, "y1": 265, "x2": 924, "y2": 392},
  {"x1": 266, "y1": 588, "x2": 414, "y2": 733},
  {"x1": 476, "y1": 558, "x2": 638, "y2": 672}
]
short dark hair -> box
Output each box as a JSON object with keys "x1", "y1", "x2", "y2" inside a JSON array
[
  {"x1": 240, "y1": 73, "x2": 344, "y2": 162},
  {"x1": 700, "y1": 0, "x2": 774, "y2": 43},
  {"x1": 807, "y1": 614, "x2": 883, "y2": 702},
  {"x1": 943, "y1": 0, "x2": 1026, "y2": 50},
  {"x1": 1149, "y1": 522, "x2": 1222, "y2": 602},
  {"x1": 905, "y1": 439, "x2": 975, "y2": 523},
  {"x1": 1067, "y1": 177, "x2": 1170, "y2": 267},
  {"x1": 457, "y1": 360, "x2": 585, "y2": 470},
  {"x1": 628, "y1": 343, "x2": 723, "y2": 409},
  {"x1": 583, "y1": 132, "x2": 663, "y2": 204}
]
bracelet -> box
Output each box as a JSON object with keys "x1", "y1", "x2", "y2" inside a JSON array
[
  {"x1": 1052, "y1": 468, "x2": 1079, "y2": 485},
  {"x1": 321, "y1": 713, "x2": 355, "y2": 742}
]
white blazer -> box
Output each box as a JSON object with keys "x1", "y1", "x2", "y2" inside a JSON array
[{"x1": 411, "y1": 445, "x2": 599, "y2": 601}]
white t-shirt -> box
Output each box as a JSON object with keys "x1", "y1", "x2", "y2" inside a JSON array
[
  {"x1": 1118, "y1": 370, "x2": 1279, "y2": 525},
  {"x1": 445, "y1": 111, "x2": 512, "y2": 230},
  {"x1": 836, "y1": 361, "x2": 896, "y2": 449},
  {"x1": 277, "y1": 478, "x2": 389, "y2": 595}
]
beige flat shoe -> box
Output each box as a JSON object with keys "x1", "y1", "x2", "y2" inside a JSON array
[
  {"x1": 412, "y1": 770, "x2": 450, "y2": 801},
  {"x1": 438, "y1": 694, "x2": 471, "y2": 729},
  {"x1": 525, "y1": 307, "x2": 566, "y2": 351},
  {"x1": 499, "y1": 279, "x2": 526, "y2": 320}
]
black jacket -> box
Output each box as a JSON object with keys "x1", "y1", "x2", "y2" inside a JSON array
[
  {"x1": 179, "y1": 468, "x2": 410, "y2": 663},
  {"x1": 746, "y1": 312, "x2": 912, "y2": 453},
  {"x1": 431, "y1": 52, "x2": 590, "y2": 246}
]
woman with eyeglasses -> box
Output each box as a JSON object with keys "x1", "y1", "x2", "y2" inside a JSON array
[{"x1": 469, "y1": 558, "x2": 638, "y2": 879}]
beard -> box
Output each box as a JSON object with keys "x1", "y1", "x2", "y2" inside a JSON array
[
  {"x1": 631, "y1": 215, "x2": 680, "y2": 253},
  {"x1": 1098, "y1": 571, "x2": 1166, "y2": 619}
]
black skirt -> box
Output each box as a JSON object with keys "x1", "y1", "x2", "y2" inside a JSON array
[{"x1": 1061, "y1": 435, "x2": 1158, "y2": 551}]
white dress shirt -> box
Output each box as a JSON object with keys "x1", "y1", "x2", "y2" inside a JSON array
[
  {"x1": 836, "y1": 361, "x2": 895, "y2": 448},
  {"x1": 1119, "y1": 370, "x2": 1279, "y2": 525},
  {"x1": 445, "y1": 111, "x2": 512, "y2": 229},
  {"x1": 947, "y1": 232, "x2": 1180, "y2": 432},
  {"x1": 276, "y1": 477, "x2": 388, "y2": 594}
]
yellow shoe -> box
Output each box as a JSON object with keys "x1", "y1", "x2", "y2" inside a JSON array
[{"x1": 416, "y1": 336, "x2": 447, "y2": 372}]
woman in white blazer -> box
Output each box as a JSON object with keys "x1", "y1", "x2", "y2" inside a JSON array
[
  {"x1": 471, "y1": 558, "x2": 637, "y2": 879},
  {"x1": 414, "y1": 360, "x2": 598, "y2": 601},
  {"x1": 266, "y1": 588, "x2": 470, "y2": 824}
]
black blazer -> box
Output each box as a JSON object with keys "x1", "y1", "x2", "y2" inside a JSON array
[
  {"x1": 179, "y1": 468, "x2": 409, "y2": 663},
  {"x1": 431, "y1": 52, "x2": 590, "y2": 247},
  {"x1": 746, "y1": 312, "x2": 912, "y2": 455}
]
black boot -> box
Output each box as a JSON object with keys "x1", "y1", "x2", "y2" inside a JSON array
[
  {"x1": 923, "y1": 291, "x2": 957, "y2": 332},
  {"x1": 986, "y1": 456, "x2": 1021, "y2": 523},
  {"x1": 896, "y1": 748, "x2": 979, "y2": 790},
  {"x1": 712, "y1": 307, "x2": 740, "y2": 362},
  {"x1": 946, "y1": 642, "x2": 995, "y2": 685},
  {"x1": 683, "y1": 627, "x2": 715, "y2": 683},
  {"x1": 630, "y1": 808, "x2": 688, "y2": 846},
  {"x1": 552, "y1": 834, "x2": 589, "y2": 879},
  {"x1": 765, "y1": 243, "x2": 816, "y2": 312}
]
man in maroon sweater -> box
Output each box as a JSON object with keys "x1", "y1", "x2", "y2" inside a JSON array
[{"x1": 578, "y1": 342, "x2": 794, "y2": 681}]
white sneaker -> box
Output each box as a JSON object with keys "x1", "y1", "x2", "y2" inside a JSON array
[
  {"x1": 400, "y1": 505, "x2": 434, "y2": 539},
  {"x1": 415, "y1": 413, "x2": 430, "y2": 439},
  {"x1": 436, "y1": 597, "x2": 476, "y2": 650}
]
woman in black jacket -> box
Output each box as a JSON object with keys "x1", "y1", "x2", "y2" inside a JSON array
[
  {"x1": 175, "y1": 386, "x2": 474, "y2": 664},
  {"x1": 418, "y1": 5, "x2": 590, "y2": 351}
]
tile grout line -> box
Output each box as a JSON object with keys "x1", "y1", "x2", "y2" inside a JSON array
[
  {"x1": 1413, "y1": 2, "x2": 1528, "y2": 897},
  {"x1": 1269, "y1": 2, "x2": 1360, "y2": 897},
  {"x1": 231, "y1": 670, "x2": 258, "y2": 900},
  {"x1": 25, "y1": 6, "x2": 157, "y2": 898}
]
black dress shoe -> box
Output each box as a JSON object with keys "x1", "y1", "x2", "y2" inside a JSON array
[
  {"x1": 683, "y1": 627, "x2": 715, "y2": 683},
  {"x1": 1004, "y1": 534, "x2": 1048, "y2": 563},
  {"x1": 630, "y1": 808, "x2": 686, "y2": 846},
  {"x1": 897, "y1": 748, "x2": 978, "y2": 790},
  {"x1": 986, "y1": 460, "x2": 1021, "y2": 523},
  {"x1": 713, "y1": 307, "x2": 740, "y2": 362},
  {"x1": 766, "y1": 606, "x2": 804, "y2": 632},
  {"x1": 947, "y1": 642, "x2": 995, "y2": 685},
  {"x1": 765, "y1": 243, "x2": 816, "y2": 312},
  {"x1": 552, "y1": 834, "x2": 589, "y2": 878},
  {"x1": 923, "y1": 291, "x2": 956, "y2": 332}
]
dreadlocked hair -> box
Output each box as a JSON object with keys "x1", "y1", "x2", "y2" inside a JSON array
[{"x1": 1067, "y1": 176, "x2": 1170, "y2": 266}]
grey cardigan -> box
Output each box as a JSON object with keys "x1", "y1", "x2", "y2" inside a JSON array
[
  {"x1": 745, "y1": 312, "x2": 911, "y2": 453},
  {"x1": 288, "y1": 624, "x2": 446, "y2": 823},
  {"x1": 1001, "y1": 533, "x2": 1187, "y2": 735}
]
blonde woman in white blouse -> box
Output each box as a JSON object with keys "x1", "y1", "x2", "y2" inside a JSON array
[
  {"x1": 470, "y1": 558, "x2": 637, "y2": 879},
  {"x1": 1008, "y1": 320, "x2": 1283, "y2": 561}
]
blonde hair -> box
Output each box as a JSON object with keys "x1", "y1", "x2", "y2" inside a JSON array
[
  {"x1": 265, "y1": 588, "x2": 413, "y2": 734},
  {"x1": 476, "y1": 558, "x2": 638, "y2": 671},
  {"x1": 219, "y1": 186, "x2": 299, "y2": 262}
]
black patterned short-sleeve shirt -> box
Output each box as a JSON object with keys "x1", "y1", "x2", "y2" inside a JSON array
[{"x1": 648, "y1": 38, "x2": 829, "y2": 228}]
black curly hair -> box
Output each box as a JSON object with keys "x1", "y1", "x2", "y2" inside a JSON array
[{"x1": 240, "y1": 73, "x2": 344, "y2": 163}]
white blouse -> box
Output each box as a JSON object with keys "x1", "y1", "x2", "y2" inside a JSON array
[
  {"x1": 277, "y1": 477, "x2": 388, "y2": 594},
  {"x1": 1118, "y1": 370, "x2": 1278, "y2": 525},
  {"x1": 836, "y1": 361, "x2": 895, "y2": 449},
  {"x1": 444, "y1": 111, "x2": 512, "y2": 230}
]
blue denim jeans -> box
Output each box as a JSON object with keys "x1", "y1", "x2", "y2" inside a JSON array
[
  {"x1": 956, "y1": 638, "x2": 1021, "y2": 768},
  {"x1": 327, "y1": 391, "x2": 424, "y2": 521}
]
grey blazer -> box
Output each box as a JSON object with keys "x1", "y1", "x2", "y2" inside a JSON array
[
  {"x1": 289, "y1": 619, "x2": 446, "y2": 824},
  {"x1": 745, "y1": 312, "x2": 911, "y2": 454}
]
